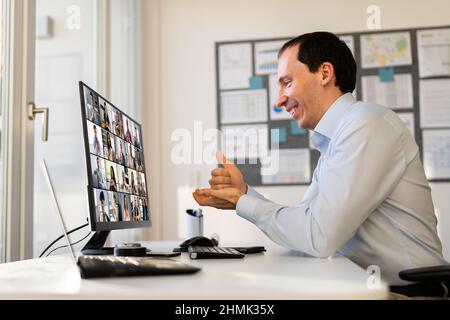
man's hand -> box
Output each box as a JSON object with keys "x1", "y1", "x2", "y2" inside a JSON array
[
  {"x1": 193, "y1": 188, "x2": 244, "y2": 209},
  {"x1": 209, "y1": 150, "x2": 248, "y2": 194},
  {"x1": 192, "y1": 189, "x2": 236, "y2": 210},
  {"x1": 192, "y1": 151, "x2": 247, "y2": 210}
]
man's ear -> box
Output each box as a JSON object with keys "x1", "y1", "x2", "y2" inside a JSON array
[{"x1": 320, "y1": 62, "x2": 335, "y2": 87}]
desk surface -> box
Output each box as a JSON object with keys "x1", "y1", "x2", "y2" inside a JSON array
[{"x1": 0, "y1": 241, "x2": 387, "y2": 300}]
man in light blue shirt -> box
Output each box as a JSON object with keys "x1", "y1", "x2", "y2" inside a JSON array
[{"x1": 193, "y1": 32, "x2": 447, "y2": 289}]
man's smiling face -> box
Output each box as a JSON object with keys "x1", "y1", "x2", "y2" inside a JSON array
[{"x1": 276, "y1": 45, "x2": 323, "y2": 130}]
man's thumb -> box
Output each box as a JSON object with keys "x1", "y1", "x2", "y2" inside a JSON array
[{"x1": 216, "y1": 150, "x2": 234, "y2": 167}]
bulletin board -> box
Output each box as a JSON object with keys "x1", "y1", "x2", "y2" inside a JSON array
[{"x1": 215, "y1": 25, "x2": 450, "y2": 186}]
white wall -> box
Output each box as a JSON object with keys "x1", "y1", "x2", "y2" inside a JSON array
[{"x1": 141, "y1": 0, "x2": 450, "y2": 259}]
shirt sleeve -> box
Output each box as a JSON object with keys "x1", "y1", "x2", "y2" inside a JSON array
[
  {"x1": 236, "y1": 111, "x2": 408, "y2": 257},
  {"x1": 246, "y1": 186, "x2": 270, "y2": 201}
]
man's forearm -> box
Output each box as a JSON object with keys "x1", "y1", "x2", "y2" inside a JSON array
[{"x1": 236, "y1": 195, "x2": 330, "y2": 257}]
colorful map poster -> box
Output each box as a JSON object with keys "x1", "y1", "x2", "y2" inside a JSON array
[{"x1": 360, "y1": 32, "x2": 412, "y2": 69}]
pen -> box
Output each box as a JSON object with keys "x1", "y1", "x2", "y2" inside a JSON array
[{"x1": 193, "y1": 209, "x2": 202, "y2": 217}]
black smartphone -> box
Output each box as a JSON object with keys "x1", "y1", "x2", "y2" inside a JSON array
[
  {"x1": 229, "y1": 246, "x2": 266, "y2": 254},
  {"x1": 146, "y1": 252, "x2": 181, "y2": 257}
]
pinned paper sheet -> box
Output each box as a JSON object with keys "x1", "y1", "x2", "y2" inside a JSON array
[
  {"x1": 271, "y1": 127, "x2": 287, "y2": 145},
  {"x1": 261, "y1": 149, "x2": 311, "y2": 184},
  {"x1": 423, "y1": 129, "x2": 450, "y2": 179},
  {"x1": 221, "y1": 124, "x2": 268, "y2": 159},
  {"x1": 419, "y1": 79, "x2": 450, "y2": 128},
  {"x1": 219, "y1": 43, "x2": 252, "y2": 90},
  {"x1": 362, "y1": 73, "x2": 413, "y2": 109},
  {"x1": 290, "y1": 121, "x2": 307, "y2": 136},
  {"x1": 220, "y1": 89, "x2": 268, "y2": 124},
  {"x1": 249, "y1": 76, "x2": 264, "y2": 89},
  {"x1": 254, "y1": 40, "x2": 288, "y2": 75},
  {"x1": 378, "y1": 67, "x2": 395, "y2": 82},
  {"x1": 417, "y1": 28, "x2": 450, "y2": 78}
]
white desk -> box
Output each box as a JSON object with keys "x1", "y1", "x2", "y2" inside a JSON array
[{"x1": 0, "y1": 241, "x2": 388, "y2": 300}]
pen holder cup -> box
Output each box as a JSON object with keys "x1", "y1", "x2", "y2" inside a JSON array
[{"x1": 185, "y1": 209, "x2": 204, "y2": 239}]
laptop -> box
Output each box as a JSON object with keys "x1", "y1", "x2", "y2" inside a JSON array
[{"x1": 40, "y1": 158, "x2": 201, "y2": 278}]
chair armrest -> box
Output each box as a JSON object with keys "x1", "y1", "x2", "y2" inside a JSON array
[{"x1": 399, "y1": 265, "x2": 450, "y2": 282}]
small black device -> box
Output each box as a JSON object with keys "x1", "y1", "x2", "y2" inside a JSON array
[
  {"x1": 114, "y1": 243, "x2": 181, "y2": 257},
  {"x1": 174, "y1": 236, "x2": 218, "y2": 252},
  {"x1": 229, "y1": 246, "x2": 266, "y2": 254},
  {"x1": 145, "y1": 251, "x2": 181, "y2": 258},
  {"x1": 114, "y1": 243, "x2": 147, "y2": 256},
  {"x1": 188, "y1": 246, "x2": 245, "y2": 259},
  {"x1": 77, "y1": 255, "x2": 200, "y2": 279}
]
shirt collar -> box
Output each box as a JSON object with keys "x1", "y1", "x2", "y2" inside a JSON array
[
  {"x1": 310, "y1": 131, "x2": 329, "y2": 154},
  {"x1": 314, "y1": 93, "x2": 356, "y2": 140}
]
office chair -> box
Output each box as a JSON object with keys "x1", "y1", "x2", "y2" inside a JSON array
[{"x1": 397, "y1": 264, "x2": 450, "y2": 298}]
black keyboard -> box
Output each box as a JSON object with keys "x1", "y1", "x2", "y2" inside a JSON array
[
  {"x1": 77, "y1": 255, "x2": 201, "y2": 279},
  {"x1": 188, "y1": 246, "x2": 245, "y2": 259}
]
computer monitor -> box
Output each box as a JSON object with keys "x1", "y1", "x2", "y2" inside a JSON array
[{"x1": 79, "y1": 81, "x2": 151, "y2": 255}]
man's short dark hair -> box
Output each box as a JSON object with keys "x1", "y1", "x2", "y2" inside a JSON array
[{"x1": 279, "y1": 32, "x2": 357, "y2": 93}]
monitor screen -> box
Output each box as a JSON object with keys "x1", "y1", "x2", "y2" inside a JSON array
[{"x1": 79, "y1": 81, "x2": 151, "y2": 231}]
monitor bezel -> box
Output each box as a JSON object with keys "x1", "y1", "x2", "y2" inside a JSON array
[{"x1": 79, "y1": 81, "x2": 151, "y2": 231}]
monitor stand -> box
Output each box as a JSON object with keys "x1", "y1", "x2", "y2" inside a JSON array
[
  {"x1": 81, "y1": 231, "x2": 114, "y2": 255},
  {"x1": 81, "y1": 231, "x2": 180, "y2": 257}
]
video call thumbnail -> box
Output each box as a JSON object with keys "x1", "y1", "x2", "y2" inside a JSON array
[
  {"x1": 84, "y1": 85, "x2": 149, "y2": 223},
  {"x1": 102, "y1": 130, "x2": 116, "y2": 162},
  {"x1": 93, "y1": 188, "x2": 149, "y2": 222},
  {"x1": 87, "y1": 120, "x2": 145, "y2": 172},
  {"x1": 86, "y1": 89, "x2": 142, "y2": 149}
]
